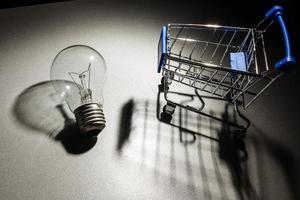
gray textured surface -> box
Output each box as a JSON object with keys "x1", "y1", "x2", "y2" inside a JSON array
[{"x1": 0, "y1": 1, "x2": 299, "y2": 200}]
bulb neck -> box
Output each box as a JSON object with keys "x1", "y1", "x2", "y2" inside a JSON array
[{"x1": 74, "y1": 103, "x2": 106, "y2": 136}]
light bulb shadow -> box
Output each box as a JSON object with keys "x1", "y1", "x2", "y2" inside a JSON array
[{"x1": 12, "y1": 80, "x2": 97, "y2": 154}]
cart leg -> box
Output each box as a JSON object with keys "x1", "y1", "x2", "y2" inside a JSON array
[
  {"x1": 234, "y1": 129, "x2": 247, "y2": 140},
  {"x1": 160, "y1": 77, "x2": 169, "y2": 92},
  {"x1": 160, "y1": 102, "x2": 176, "y2": 123}
]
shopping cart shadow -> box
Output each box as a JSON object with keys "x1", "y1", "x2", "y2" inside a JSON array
[
  {"x1": 116, "y1": 90, "x2": 259, "y2": 200},
  {"x1": 12, "y1": 81, "x2": 97, "y2": 154},
  {"x1": 218, "y1": 104, "x2": 259, "y2": 200}
]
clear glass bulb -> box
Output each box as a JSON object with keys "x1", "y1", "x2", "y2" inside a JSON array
[{"x1": 50, "y1": 45, "x2": 106, "y2": 136}]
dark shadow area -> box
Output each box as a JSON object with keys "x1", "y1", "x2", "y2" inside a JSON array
[
  {"x1": 116, "y1": 99, "x2": 135, "y2": 153},
  {"x1": 218, "y1": 103, "x2": 259, "y2": 200},
  {"x1": 251, "y1": 124, "x2": 300, "y2": 200},
  {"x1": 12, "y1": 81, "x2": 97, "y2": 154},
  {"x1": 0, "y1": 0, "x2": 73, "y2": 9}
]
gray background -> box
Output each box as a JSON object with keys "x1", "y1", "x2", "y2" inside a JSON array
[{"x1": 0, "y1": 0, "x2": 299, "y2": 200}]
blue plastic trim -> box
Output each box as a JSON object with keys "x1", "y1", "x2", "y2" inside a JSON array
[
  {"x1": 265, "y1": 5, "x2": 283, "y2": 18},
  {"x1": 157, "y1": 26, "x2": 167, "y2": 73},
  {"x1": 265, "y1": 5, "x2": 296, "y2": 70},
  {"x1": 275, "y1": 56, "x2": 296, "y2": 69}
]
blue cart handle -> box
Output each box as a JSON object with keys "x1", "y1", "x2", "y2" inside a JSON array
[
  {"x1": 265, "y1": 6, "x2": 296, "y2": 71},
  {"x1": 157, "y1": 26, "x2": 167, "y2": 73}
]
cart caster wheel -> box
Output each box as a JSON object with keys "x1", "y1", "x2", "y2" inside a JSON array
[
  {"x1": 234, "y1": 130, "x2": 246, "y2": 140},
  {"x1": 160, "y1": 112, "x2": 172, "y2": 123},
  {"x1": 161, "y1": 77, "x2": 165, "y2": 85},
  {"x1": 160, "y1": 77, "x2": 169, "y2": 91},
  {"x1": 163, "y1": 104, "x2": 176, "y2": 115}
]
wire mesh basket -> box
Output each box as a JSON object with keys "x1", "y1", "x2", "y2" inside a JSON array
[{"x1": 157, "y1": 6, "x2": 295, "y2": 135}]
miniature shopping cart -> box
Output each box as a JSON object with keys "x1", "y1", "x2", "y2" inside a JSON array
[{"x1": 157, "y1": 6, "x2": 296, "y2": 138}]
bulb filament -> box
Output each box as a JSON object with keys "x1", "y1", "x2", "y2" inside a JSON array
[{"x1": 68, "y1": 63, "x2": 93, "y2": 104}]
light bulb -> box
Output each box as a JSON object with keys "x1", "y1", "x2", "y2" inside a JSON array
[{"x1": 50, "y1": 45, "x2": 106, "y2": 136}]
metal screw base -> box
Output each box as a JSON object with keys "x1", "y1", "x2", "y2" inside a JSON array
[{"x1": 74, "y1": 103, "x2": 106, "y2": 136}]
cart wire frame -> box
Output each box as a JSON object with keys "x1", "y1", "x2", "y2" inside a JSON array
[{"x1": 157, "y1": 5, "x2": 296, "y2": 136}]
